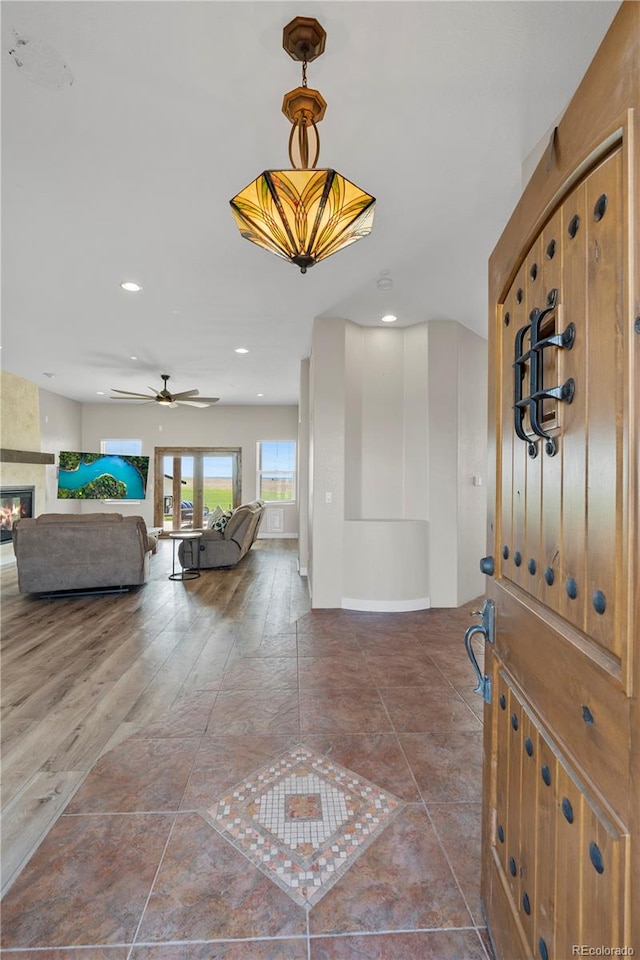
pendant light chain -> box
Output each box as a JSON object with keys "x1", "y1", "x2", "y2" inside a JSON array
[{"x1": 301, "y1": 58, "x2": 308, "y2": 87}]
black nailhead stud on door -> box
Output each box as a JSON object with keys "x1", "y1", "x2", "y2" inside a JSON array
[
  {"x1": 511, "y1": 713, "x2": 519, "y2": 731},
  {"x1": 541, "y1": 764, "x2": 551, "y2": 787},
  {"x1": 566, "y1": 577, "x2": 578, "y2": 600},
  {"x1": 522, "y1": 893, "x2": 531, "y2": 915},
  {"x1": 593, "y1": 590, "x2": 606, "y2": 614},
  {"x1": 589, "y1": 842, "x2": 605, "y2": 875},
  {"x1": 497, "y1": 824, "x2": 505, "y2": 843},
  {"x1": 562, "y1": 797, "x2": 574, "y2": 824},
  {"x1": 582, "y1": 705, "x2": 595, "y2": 725},
  {"x1": 545, "y1": 239, "x2": 556, "y2": 260},
  {"x1": 528, "y1": 558, "x2": 537, "y2": 575},
  {"x1": 568, "y1": 214, "x2": 580, "y2": 238},
  {"x1": 593, "y1": 194, "x2": 608, "y2": 221},
  {"x1": 499, "y1": 694, "x2": 506, "y2": 710},
  {"x1": 502, "y1": 545, "x2": 509, "y2": 560},
  {"x1": 509, "y1": 857, "x2": 517, "y2": 877},
  {"x1": 514, "y1": 551, "x2": 522, "y2": 567},
  {"x1": 545, "y1": 566, "x2": 554, "y2": 586},
  {"x1": 539, "y1": 937, "x2": 549, "y2": 960},
  {"x1": 516, "y1": 288, "x2": 523, "y2": 304},
  {"x1": 525, "y1": 737, "x2": 534, "y2": 757}
]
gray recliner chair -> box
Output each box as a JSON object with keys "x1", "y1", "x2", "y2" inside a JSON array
[{"x1": 178, "y1": 500, "x2": 265, "y2": 569}]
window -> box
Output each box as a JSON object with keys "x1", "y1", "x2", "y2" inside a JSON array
[
  {"x1": 257, "y1": 441, "x2": 296, "y2": 502},
  {"x1": 101, "y1": 439, "x2": 143, "y2": 456}
]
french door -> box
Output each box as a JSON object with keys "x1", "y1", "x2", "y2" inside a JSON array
[
  {"x1": 153, "y1": 447, "x2": 241, "y2": 531},
  {"x1": 477, "y1": 6, "x2": 638, "y2": 958}
]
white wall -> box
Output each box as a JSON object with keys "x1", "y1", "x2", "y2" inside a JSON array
[
  {"x1": 345, "y1": 323, "x2": 428, "y2": 522},
  {"x1": 80, "y1": 402, "x2": 300, "y2": 535},
  {"x1": 40, "y1": 388, "x2": 83, "y2": 513},
  {"x1": 308, "y1": 318, "x2": 347, "y2": 607},
  {"x1": 344, "y1": 322, "x2": 364, "y2": 519},
  {"x1": 359, "y1": 329, "x2": 405, "y2": 518},
  {"x1": 426, "y1": 322, "x2": 488, "y2": 606},
  {"x1": 297, "y1": 359, "x2": 310, "y2": 576},
  {"x1": 305, "y1": 317, "x2": 487, "y2": 609},
  {"x1": 457, "y1": 326, "x2": 488, "y2": 603},
  {"x1": 343, "y1": 519, "x2": 429, "y2": 611},
  {"x1": 403, "y1": 324, "x2": 429, "y2": 520},
  {"x1": 427, "y1": 322, "x2": 461, "y2": 606}
]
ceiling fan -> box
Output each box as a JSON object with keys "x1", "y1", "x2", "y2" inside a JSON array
[{"x1": 110, "y1": 374, "x2": 220, "y2": 408}]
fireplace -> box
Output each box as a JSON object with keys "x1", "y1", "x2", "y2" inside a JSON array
[{"x1": 1, "y1": 487, "x2": 35, "y2": 543}]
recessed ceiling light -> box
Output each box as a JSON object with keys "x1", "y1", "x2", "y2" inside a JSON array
[
  {"x1": 120, "y1": 281, "x2": 142, "y2": 292},
  {"x1": 381, "y1": 314, "x2": 397, "y2": 323},
  {"x1": 235, "y1": 347, "x2": 249, "y2": 354},
  {"x1": 96, "y1": 391, "x2": 105, "y2": 395},
  {"x1": 257, "y1": 393, "x2": 264, "y2": 397},
  {"x1": 129, "y1": 355, "x2": 138, "y2": 361}
]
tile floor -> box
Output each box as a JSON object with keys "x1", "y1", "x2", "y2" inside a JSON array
[{"x1": 1, "y1": 560, "x2": 493, "y2": 959}]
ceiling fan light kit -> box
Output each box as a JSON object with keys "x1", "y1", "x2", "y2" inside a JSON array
[
  {"x1": 229, "y1": 16, "x2": 376, "y2": 274},
  {"x1": 110, "y1": 374, "x2": 219, "y2": 408}
]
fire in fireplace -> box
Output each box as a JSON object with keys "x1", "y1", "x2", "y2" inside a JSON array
[{"x1": 1, "y1": 487, "x2": 35, "y2": 543}]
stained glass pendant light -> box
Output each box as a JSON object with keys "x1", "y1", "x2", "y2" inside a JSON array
[{"x1": 230, "y1": 16, "x2": 375, "y2": 274}]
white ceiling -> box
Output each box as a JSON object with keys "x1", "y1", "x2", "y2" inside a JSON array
[{"x1": 2, "y1": 0, "x2": 620, "y2": 406}]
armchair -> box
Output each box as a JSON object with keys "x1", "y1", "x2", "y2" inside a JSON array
[{"x1": 178, "y1": 500, "x2": 265, "y2": 569}]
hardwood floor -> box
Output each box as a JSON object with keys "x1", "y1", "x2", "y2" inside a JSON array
[{"x1": 1, "y1": 537, "x2": 307, "y2": 895}]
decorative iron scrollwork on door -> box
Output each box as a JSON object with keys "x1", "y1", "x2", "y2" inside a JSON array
[{"x1": 513, "y1": 288, "x2": 575, "y2": 457}]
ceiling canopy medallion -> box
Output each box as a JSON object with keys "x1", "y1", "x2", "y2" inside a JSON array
[{"x1": 229, "y1": 16, "x2": 376, "y2": 274}]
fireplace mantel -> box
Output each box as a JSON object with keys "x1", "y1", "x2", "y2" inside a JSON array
[{"x1": 0, "y1": 448, "x2": 55, "y2": 465}]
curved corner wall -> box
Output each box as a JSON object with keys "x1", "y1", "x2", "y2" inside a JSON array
[{"x1": 342, "y1": 519, "x2": 430, "y2": 612}]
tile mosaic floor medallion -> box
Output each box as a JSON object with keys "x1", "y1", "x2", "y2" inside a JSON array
[{"x1": 201, "y1": 744, "x2": 404, "y2": 907}]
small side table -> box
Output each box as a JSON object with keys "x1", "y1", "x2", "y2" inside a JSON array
[{"x1": 168, "y1": 531, "x2": 202, "y2": 581}]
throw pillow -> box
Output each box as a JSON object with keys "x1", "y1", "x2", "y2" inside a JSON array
[
  {"x1": 211, "y1": 509, "x2": 233, "y2": 533},
  {"x1": 207, "y1": 506, "x2": 224, "y2": 529}
]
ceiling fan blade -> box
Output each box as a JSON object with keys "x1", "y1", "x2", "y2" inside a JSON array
[
  {"x1": 109, "y1": 396, "x2": 155, "y2": 403},
  {"x1": 111, "y1": 388, "x2": 155, "y2": 398},
  {"x1": 171, "y1": 389, "x2": 200, "y2": 400},
  {"x1": 110, "y1": 378, "x2": 216, "y2": 407}
]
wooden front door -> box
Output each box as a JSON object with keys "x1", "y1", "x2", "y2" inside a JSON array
[{"x1": 478, "y1": 6, "x2": 639, "y2": 958}]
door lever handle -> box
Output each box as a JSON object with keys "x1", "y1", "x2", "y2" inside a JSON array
[
  {"x1": 464, "y1": 625, "x2": 492, "y2": 703},
  {"x1": 463, "y1": 598, "x2": 495, "y2": 704}
]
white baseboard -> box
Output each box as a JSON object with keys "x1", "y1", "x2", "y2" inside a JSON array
[
  {"x1": 298, "y1": 566, "x2": 308, "y2": 576},
  {"x1": 342, "y1": 596, "x2": 431, "y2": 613},
  {"x1": 257, "y1": 533, "x2": 299, "y2": 540},
  {"x1": 1, "y1": 548, "x2": 16, "y2": 568}
]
